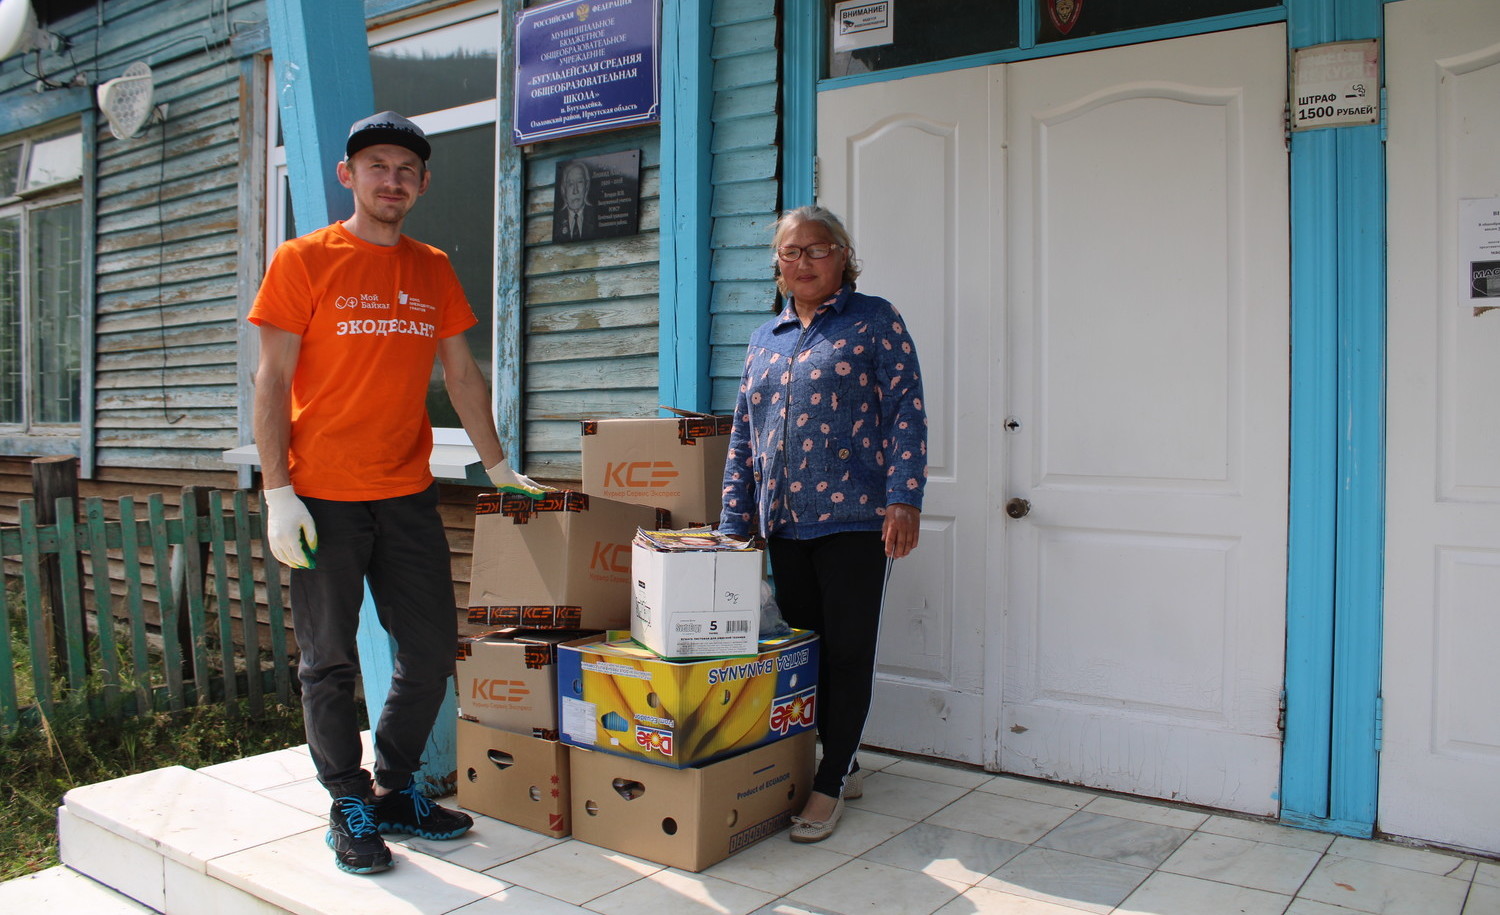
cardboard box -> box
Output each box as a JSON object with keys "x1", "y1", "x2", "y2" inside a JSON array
[
  {"x1": 468, "y1": 491, "x2": 668, "y2": 630},
  {"x1": 556, "y1": 630, "x2": 819, "y2": 768},
  {"x1": 631, "y1": 540, "x2": 763, "y2": 658},
  {"x1": 456, "y1": 629, "x2": 589, "y2": 737},
  {"x1": 456, "y1": 718, "x2": 570, "y2": 837},
  {"x1": 569, "y1": 729, "x2": 814, "y2": 871},
  {"x1": 580, "y1": 413, "x2": 732, "y2": 529}
]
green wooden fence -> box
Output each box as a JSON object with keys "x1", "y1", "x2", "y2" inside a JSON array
[{"x1": 0, "y1": 489, "x2": 295, "y2": 730}]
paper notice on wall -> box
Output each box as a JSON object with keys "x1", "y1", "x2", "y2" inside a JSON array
[
  {"x1": 1461, "y1": 197, "x2": 1500, "y2": 313},
  {"x1": 832, "y1": 1, "x2": 893, "y2": 53}
]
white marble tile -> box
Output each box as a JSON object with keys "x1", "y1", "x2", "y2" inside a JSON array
[
  {"x1": 786, "y1": 859, "x2": 967, "y2": 915},
  {"x1": 486, "y1": 839, "x2": 662, "y2": 905},
  {"x1": 165, "y1": 856, "x2": 286, "y2": 915},
  {"x1": 748, "y1": 900, "x2": 847, "y2": 915},
  {"x1": 0, "y1": 865, "x2": 156, "y2": 912},
  {"x1": 57, "y1": 805, "x2": 166, "y2": 912},
  {"x1": 976, "y1": 776, "x2": 1097, "y2": 811},
  {"x1": 976, "y1": 846, "x2": 1150, "y2": 914},
  {"x1": 1035, "y1": 812, "x2": 1191, "y2": 869},
  {"x1": 1080, "y1": 795, "x2": 1209, "y2": 830},
  {"x1": 1115, "y1": 871, "x2": 1291, "y2": 915},
  {"x1": 881, "y1": 759, "x2": 995, "y2": 791},
  {"x1": 584, "y1": 868, "x2": 777, "y2": 915},
  {"x1": 397, "y1": 813, "x2": 564, "y2": 871},
  {"x1": 1159, "y1": 831, "x2": 1323, "y2": 896},
  {"x1": 256, "y1": 777, "x2": 335, "y2": 817},
  {"x1": 1477, "y1": 862, "x2": 1500, "y2": 889},
  {"x1": 1285, "y1": 900, "x2": 1367, "y2": 915},
  {"x1": 1464, "y1": 881, "x2": 1500, "y2": 915},
  {"x1": 1198, "y1": 813, "x2": 1336, "y2": 852},
  {"x1": 854, "y1": 771, "x2": 972, "y2": 822},
  {"x1": 1299, "y1": 852, "x2": 1471, "y2": 915},
  {"x1": 936, "y1": 884, "x2": 1105, "y2": 915},
  {"x1": 206, "y1": 826, "x2": 508, "y2": 915},
  {"x1": 861, "y1": 822, "x2": 1027, "y2": 885},
  {"x1": 63, "y1": 765, "x2": 324, "y2": 874},
  {"x1": 799, "y1": 806, "x2": 920, "y2": 858},
  {"x1": 201, "y1": 747, "x2": 316, "y2": 792},
  {"x1": 925, "y1": 791, "x2": 1076, "y2": 844},
  {"x1": 702, "y1": 831, "x2": 852, "y2": 895},
  {"x1": 450, "y1": 884, "x2": 590, "y2": 913},
  {"x1": 1328, "y1": 835, "x2": 1474, "y2": 877},
  {"x1": 850, "y1": 749, "x2": 902, "y2": 772}
]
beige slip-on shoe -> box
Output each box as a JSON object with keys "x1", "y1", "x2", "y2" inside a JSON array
[{"x1": 789, "y1": 797, "x2": 845, "y2": 843}]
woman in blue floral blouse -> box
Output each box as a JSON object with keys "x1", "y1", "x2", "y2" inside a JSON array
[{"x1": 719, "y1": 205, "x2": 928, "y2": 842}]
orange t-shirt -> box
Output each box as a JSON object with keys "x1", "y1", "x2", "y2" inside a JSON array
[{"x1": 249, "y1": 222, "x2": 477, "y2": 501}]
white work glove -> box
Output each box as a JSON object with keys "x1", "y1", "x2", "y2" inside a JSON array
[
  {"x1": 263, "y1": 485, "x2": 318, "y2": 569},
  {"x1": 486, "y1": 457, "x2": 553, "y2": 499}
]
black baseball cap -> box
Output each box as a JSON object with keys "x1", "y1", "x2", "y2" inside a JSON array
[{"x1": 345, "y1": 111, "x2": 431, "y2": 162}]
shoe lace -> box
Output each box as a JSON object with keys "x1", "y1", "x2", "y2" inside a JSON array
[
  {"x1": 399, "y1": 781, "x2": 434, "y2": 820},
  {"x1": 335, "y1": 796, "x2": 379, "y2": 836}
]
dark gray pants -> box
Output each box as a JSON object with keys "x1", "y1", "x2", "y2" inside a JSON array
[
  {"x1": 291, "y1": 483, "x2": 457, "y2": 800},
  {"x1": 768, "y1": 530, "x2": 892, "y2": 800}
]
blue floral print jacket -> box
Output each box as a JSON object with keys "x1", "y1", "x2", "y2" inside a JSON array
[{"x1": 719, "y1": 285, "x2": 928, "y2": 540}]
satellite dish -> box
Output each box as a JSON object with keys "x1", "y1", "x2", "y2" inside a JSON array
[
  {"x1": 97, "y1": 62, "x2": 157, "y2": 140},
  {"x1": 0, "y1": 0, "x2": 46, "y2": 60}
]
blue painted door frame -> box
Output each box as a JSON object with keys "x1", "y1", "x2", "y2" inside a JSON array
[{"x1": 780, "y1": 0, "x2": 1387, "y2": 836}]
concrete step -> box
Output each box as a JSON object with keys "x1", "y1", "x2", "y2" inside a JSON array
[{"x1": 45, "y1": 743, "x2": 576, "y2": 914}]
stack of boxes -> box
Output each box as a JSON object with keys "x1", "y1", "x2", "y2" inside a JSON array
[{"x1": 454, "y1": 410, "x2": 820, "y2": 870}]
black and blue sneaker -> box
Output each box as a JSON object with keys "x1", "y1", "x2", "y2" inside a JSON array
[
  {"x1": 327, "y1": 795, "x2": 393, "y2": 875},
  {"x1": 374, "y1": 779, "x2": 473, "y2": 840}
]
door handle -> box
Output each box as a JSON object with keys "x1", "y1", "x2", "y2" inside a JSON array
[{"x1": 1005, "y1": 497, "x2": 1031, "y2": 519}]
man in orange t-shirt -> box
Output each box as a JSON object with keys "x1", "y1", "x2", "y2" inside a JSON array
[{"x1": 249, "y1": 112, "x2": 546, "y2": 875}]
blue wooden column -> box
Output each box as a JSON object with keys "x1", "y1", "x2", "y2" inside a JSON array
[
  {"x1": 1280, "y1": 0, "x2": 1386, "y2": 837},
  {"x1": 658, "y1": 0, "x2": 714, "y2": 413},
  {"x1": 265, "y1": 0, "x2": 457, "y2": 796}
]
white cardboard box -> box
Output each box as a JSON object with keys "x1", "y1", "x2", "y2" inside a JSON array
[{"x1": 630, "y1": 542, "x2": 763, "y2": 658}]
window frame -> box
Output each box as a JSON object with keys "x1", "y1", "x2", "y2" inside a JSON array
[{"x1": 0, "y1": 121, "x2": 89, "y2": 448}]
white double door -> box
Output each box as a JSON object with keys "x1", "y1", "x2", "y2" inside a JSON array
[
  {"x1": 1382, "y1": 0, "x2": 1500, "y2": 855},
  {"x1": 818, "y1": 24, "x2": 1290, "y2": 813}
]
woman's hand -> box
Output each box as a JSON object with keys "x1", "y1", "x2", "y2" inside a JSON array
[{"x1": 882, "y1": 503, "x2": 921, "y2": 558}]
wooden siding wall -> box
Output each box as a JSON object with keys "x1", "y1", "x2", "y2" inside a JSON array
[
  {"x1": 708, "y1": 0, "x2": 781, "y2": 414},
  {"x1": 520, "y1": 128, "x2": 662, "y2": 482},
  {"x1": 90, "y1": 0, "x2": 263, "y2": 472}
]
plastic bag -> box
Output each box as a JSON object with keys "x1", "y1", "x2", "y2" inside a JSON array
[{"x1": 759, "y1": 579, "x2": 792, "y2": 639}]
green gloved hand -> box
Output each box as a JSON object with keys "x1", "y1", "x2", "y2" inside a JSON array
[{"x1": 486, "y1": 457, "x2": 553, "y2": 499}]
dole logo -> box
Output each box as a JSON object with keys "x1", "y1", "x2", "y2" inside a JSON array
[
  {"x1": 591, "y1": 541, "x2": 630, "y2": 573},
  {"x1": 472, "y1": 679, "x2": 530, "y2": 704},
  {"x1": 604, "y1": 461, "x2": 678, "y2": 489},
  {"x1": 769, "y1": 687, "x2": 817, "y2": 735},
  {"x1": 635, "y1": 725, "x2": 673, "y2": 756}
]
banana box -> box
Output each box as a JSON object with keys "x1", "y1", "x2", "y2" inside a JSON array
[
  {"x1": 456, "y1": 717, "x2": 571, "y2": 837},
  {"x1": 555, "y1": 630, "x2": 819, "y2": 768},
  {"x1": 569, "y1": 729, "x2": 814, "y2": 871},
  {"x1": 580, "y1": 411, "x2": 733, "y2": 530},
  {"x1": 468, "y1": 491, "x2": 668, "y2": 630}
]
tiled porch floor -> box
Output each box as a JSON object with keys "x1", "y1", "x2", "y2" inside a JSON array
[{"x1": 3, "y1": 736, "x2": 1496, "y2": 914}]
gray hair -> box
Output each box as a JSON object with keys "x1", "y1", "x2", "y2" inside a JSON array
[{"x1": 771, "y1": 205, "x2": 862, "y2": 291}]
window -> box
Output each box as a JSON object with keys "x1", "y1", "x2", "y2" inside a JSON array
[
  {"x1": 0, "y1": 127, "x2": 84, "y2": 429},
  {"x1": 266, "y1": 2, "x2": 500, "y2": 429}
]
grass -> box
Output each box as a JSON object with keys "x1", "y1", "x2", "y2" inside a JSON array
[{"x1": 1, "y1": 582, "x2": 309, "y2": 883}]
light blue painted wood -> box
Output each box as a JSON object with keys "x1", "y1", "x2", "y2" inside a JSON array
[
  {"x1": 1279, "y1": 0, "x2": 1384, "y2": 838},
  {"x1": 265, "y1": 0, "x2": 369, "y2": 235},
  {"x1": 266, "y1": 0, "x2": 455, "y2": 795},
  {"x1": 659, "y1": 0, "x2": 715, "y2": 414},
  {"x1": 783, "y1": 0, "x2": 819, "y2": 208}
]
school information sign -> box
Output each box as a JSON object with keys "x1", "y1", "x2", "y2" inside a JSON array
[{"x1": 513, "y1": 0, "x2": 660, "y2": 145}]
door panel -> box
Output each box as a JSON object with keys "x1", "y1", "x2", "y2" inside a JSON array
[
  {"x1": 1382, "y1": 0, "x2": 1500, "y2": 854},
  {"x1": 1002, "y1": 26, "x2": 1289, "y2": 815},
  {"x1": 818, "y1": 66, "x2": 996, "y2": 764}
]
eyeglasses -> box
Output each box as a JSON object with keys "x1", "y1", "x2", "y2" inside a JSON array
[{"x1": 777, "y1": 243, "x2": 843, "y2": 262}]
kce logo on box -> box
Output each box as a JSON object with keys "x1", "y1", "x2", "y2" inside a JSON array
[{"x1": 604, "y1": 461, "x2": 677, "y2": 488}]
